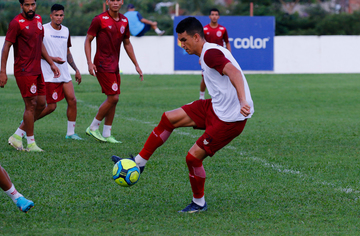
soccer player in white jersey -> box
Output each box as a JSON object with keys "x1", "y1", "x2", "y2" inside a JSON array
[
  {"x1": 38, "y1": 4, "x2": 83, "y2": 140},
  {"x1": 112, "y1": 17, "x2": 254, "y2": 213}
]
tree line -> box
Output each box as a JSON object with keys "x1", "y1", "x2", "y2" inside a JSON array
[{"x1": 1, "y1": 0, "x2": 360, "y2": 36}]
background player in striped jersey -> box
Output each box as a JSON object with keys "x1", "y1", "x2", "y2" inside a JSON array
[
  {"x1": 38, "y1": 4, "x2": 83, "y2": 140},
  {"x1": 85, "y1": 0, "x2": 143, "y2": 143},
  {"x1": 200, "y1": 8, "x2": 231, "y2": 100},
  {"x1": 0, "y1": 0, "x2": 60, "y2": 152}
]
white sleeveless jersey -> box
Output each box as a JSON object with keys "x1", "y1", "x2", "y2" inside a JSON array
[
  {"x1": 41, "y1": 23, "x2": 72, "y2": 83},
  {"x1": 200, "y1": 42, "x2": 254, "y2": 122}
]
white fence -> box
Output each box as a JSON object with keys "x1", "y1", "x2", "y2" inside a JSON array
[{"x1": 1, "y1": 35, "x2": 359, "y2": 75}]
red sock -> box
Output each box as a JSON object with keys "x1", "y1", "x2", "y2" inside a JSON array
[
  {"x1": 186, "y1": 152, "x2": 206, "y2": 198},
  {"x1": 139, "y1": 113, "x2": 175, "y2": 160}
]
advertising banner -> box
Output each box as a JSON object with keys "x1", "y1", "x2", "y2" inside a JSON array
[{"x1": 174, "y1": 16, "x2": 275, "y2": 71}]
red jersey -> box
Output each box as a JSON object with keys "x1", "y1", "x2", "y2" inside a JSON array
[
  {"x1": 87, "y1": 11, "x2": 130, "y2": 73},
  {"x1": 5, "y1": 14, "x2": 44, "y2": 77},
  {"x1": 203, "y1": 24, "x2": 229, "y2": 47}
]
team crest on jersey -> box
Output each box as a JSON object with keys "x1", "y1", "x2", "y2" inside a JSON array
[
  {"x1": 30, "y1": 84, "x2": 37, "y2": 94},
  {"x1": 52, "y1": 91, "x2": 58, "y2": 100},
  {"x1": 37, "y1": 21, "x2": 42, "y2": 30},
  {"x1": 112, "y1": 82, "x2": 118, "y2": 91},
  {"x1": 120, "y1": 26, "x2": 125, "y2": 34},
  {"x1": 216, "y1": 31, "x2": 222, "y2": 37}
]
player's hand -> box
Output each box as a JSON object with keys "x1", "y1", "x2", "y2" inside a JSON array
[
  {"x1": 88, "y1": 63, "x2": 97, "y2": 77},
  {"x1": 51, "y1": 64, "x2": 61, "y2": 78},
  {"x1": 75, "y1": 70, "x2": 82, "y2": 85},
  {"x1": 52, "y1": 57, "x2": 66, "y2": 64},
  {"x1": 240, "y1": 100, "x2": 251, "y2": 117},
  {"x1": 0, "y1": 71, "x2": 8, "y2": 88},
  {"x1": 135, "y1": 66, "x2": 143, "y2": 81}
]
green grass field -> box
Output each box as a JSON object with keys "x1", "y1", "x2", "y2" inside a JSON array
[{"x1": 1, "y1": 73, "x2": 360, "y2": 235}]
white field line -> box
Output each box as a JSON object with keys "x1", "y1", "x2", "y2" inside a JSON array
[{"x1": 79, "y1": 100, "x2": 359, "y2": 199}]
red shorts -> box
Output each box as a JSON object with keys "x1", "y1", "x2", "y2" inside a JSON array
[
  {"x1": 45, "y1": 82, "x2": 65, "y2": 104},
  {"x1": 15, "y1": 74, "x2": 46, "y2": 98},
  {"x1": 96, "y1": 72, "x2": 120, "y2": 95},
  {"x1": 181, "y1": 99, "x2": 247, "y2": 157}
]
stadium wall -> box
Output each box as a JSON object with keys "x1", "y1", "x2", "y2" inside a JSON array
[{"x1": 1, "y1": 35, "x2": 359, "y2": 75}]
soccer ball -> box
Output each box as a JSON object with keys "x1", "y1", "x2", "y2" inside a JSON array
[{"x1": 112, "y1": 159, "x2": 140, "y2": 187}]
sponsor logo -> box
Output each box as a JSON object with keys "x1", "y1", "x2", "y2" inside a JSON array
[
  {"x1": 120, "y1": 26, "x2": 125, "y2": 34},
  {"x1": 202, "y1": 134, "x2": 213, "y2": 146},
  {"x1": 52, "y1": 91, "x2": 58, "y2": 100},
  {"x1": 19, "y1": 19, "x2": 25, "y2": 23},
  {"x1": 219, "y1": 27, "x2": 224, "y2": 30},
  {"x1": 122, "y1": 18, "x2": 127, "y2": 22},
  {"x1": 25, "y1": 26, "x2": 29, "y2": 29},
  {"x1": 30, "y1": 84, "x2": 37, "y2": 94},
  {"x1": 112, "y1": 82, "x2": 118, "y2": 91},
  {"x1": 108, "y1": 26, "x2": 112, "y2": 29},
  {"x1": 103, "y1": 16, "x2": 109, "y2": 19},
  {"x1": 35, "y1": 16, "x2": 40, "y2": 19},
  {"x1": 204, "y1": 27, "x2": 208, "y2": 30},
  {"x1": 229, "y1": 36, "x2": 270, "y2": 49}
]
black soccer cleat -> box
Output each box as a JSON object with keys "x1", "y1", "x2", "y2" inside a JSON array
[
  {"x1": 111, "y1": 155, "x2": 121, "y2": 164},
  {"x1": 111, "y1": 154, "x2": 145, "y2": 174}
]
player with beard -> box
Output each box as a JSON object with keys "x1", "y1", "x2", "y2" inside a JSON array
[{"x1": 0, "y1": 0, "x2": 60, "y2": 152}]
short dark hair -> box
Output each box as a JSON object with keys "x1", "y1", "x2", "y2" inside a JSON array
[
  {"x1": 51, "y1": 4, "x2": 64, "y2": 12},
  {"x1": 209, "y1": 8, "x2": 220, "y2": 15},
  {"x1": 19, "y1": 0, "x2": 36, "y2": 4},
  {"x1": 176, "y1": 17, "x2": 204, "y2": 38}
]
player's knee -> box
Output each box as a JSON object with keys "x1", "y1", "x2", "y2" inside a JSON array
[
  {"x1": 186, "y1": 153, "x2": 206, "y2": 178},
  {"x1": 48, "y1": 103, "x2": 57, "y2": 112}
]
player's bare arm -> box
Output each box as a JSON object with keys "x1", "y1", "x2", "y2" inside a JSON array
[
  {"x1": 41, "y1": 42, "x2": 61, "y2": 78},
  {"x1": 123, "y1": 38, "x2": 143, "y2": 81},
  {"x1": 0, "y1": 41, "x2": 12, "y2": 88},
  {"x1": 67, "y1": 48, "x2": 81, "y2": 84},
  {"x1": 226, "y1": 42, "x2": 231, "y2": 52},
  {"x1": 223, "y1": 62, "x2": 250, "y2": 117},
  {"x1": 84, "y1": 34, "x2": 97, "y2": 76},
  {"x1": 140, "y1": 18, "x2": 157, "y2": 27}
]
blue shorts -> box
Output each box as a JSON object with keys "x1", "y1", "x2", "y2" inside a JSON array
[{"x1": 135, "y1": 24, "x2": 151, "y2": 37}]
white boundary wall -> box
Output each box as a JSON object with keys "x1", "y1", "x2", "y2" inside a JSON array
[{"x1": 1, "y1": 35, "x2": 360, "y2": 75}]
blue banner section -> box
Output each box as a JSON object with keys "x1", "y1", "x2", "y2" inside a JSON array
[{"x1": 174, "y1": 16, "x2": 275, "y2": 71}]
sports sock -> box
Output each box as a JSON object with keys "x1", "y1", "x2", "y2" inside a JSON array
[
  {"x1": 90, "y1": 118, "x2": 101, "y2": 131},
  {"x1": 26, "y1": 136, "x2": 35, "y2": 145},
  {"x1": 5, "y1": 184, "x2": 23, "y2": 203},
  {"x1": 199, "y1": 91, "x2": 205, "y2": 100},
  {"x1": 193, "y1": 196, "x2": 206, "y2": 207},
  {"x1": 186, "y1": 152, "x2": 206, "y2": 199},
  {"x1": 67, "y1": 121, "x2": 76, "y2": 136},
  {"x1": 102, "y1": 125, "x2": 112, "y2": 138},
  {"x1": 139, "y1": 113, "x2": 175, "y2": 160},
  {"x1": 155, "y1": 28, "x2": 162, "y2": 34},
  {"x1": 134, "y1": 154, "x2": 148, "y2": 167},
  {"x1": 15, "y1": 128, "x2": 26, "y2": 138}
]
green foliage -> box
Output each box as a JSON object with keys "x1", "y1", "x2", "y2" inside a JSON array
[
  {"x1": 1, "y1": 1, "x2": 360, "y2": 36},
  {"x1": 1, "y1": 73, "x2": 360, "y2": 234}
]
